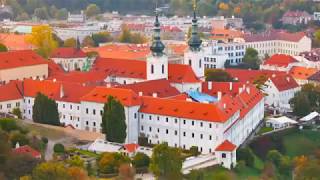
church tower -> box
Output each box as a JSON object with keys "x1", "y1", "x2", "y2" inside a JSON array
[
  {"x1": 147, "y1": 9, "x2": 168, "y2": 81},
  {"x1": 184, "y1": 0, "x2": 204, "y2": 79}
]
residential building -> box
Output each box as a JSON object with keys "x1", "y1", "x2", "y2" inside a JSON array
[
  {"x1": 212, "y1": 16, "x2": 243, "y2": 30},
  {"x1": 244, "y1": 30, "x2": 312, "y2": 57},
  {"x1": 289, "y1": 66, "x2": 317, "y2": 85},
  {"x1": 260, "y1": 54, "x2": 303, "y2": 72},
  {"x1": 67, "y1": 11, "x2": 86, "y2": 23},
  {"x1": 0, "y1": 50, "x2": 48, "y2": 84},
  {"x1": 281, "y1": 11, "x2": 312, "y2": 25}
]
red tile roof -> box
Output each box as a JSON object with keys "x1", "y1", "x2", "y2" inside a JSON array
[
  {"x1": 140, "y1": 96, "x2": 237, "y2": 123},
  {"x1": 0, "y1": 81, "x2": 23, "y2": 102},
  {"x1": 0, "y1": 50, "x2": 47, "y2": 70},
  {"x1": 47, "y1": 60, "x2": 64, "y2": 76},
  {"x1": 244, "y1": 30, "x2": 306, "y2": 42},
  {"x1": 80, "y1": 87, "x2": 141, "y2": 106},
  {"x1": 225, "y1": 69, "x2": 286, "y2": 83},
  {"x1": 289, "y1": 66, "x2": 317, "y2": 80},
  {"x1": 124, "y1": 144, "x2": 139, "y2": 153},
  {"x1": 168, "y1": 64, "x2": 200, "y2": 83},
  {"x1": 119, "y1": 79, "x2": 180, "y2": 98},
  {"x1": 215, "y1": 140, "x2": 236, "y2": 151},
  {"x1": 0, "y1": 33, "x2": 34, "y2": 50},
  {"x1": 282, "y1": 10, "x2": 311, "y2": 18},
  {"x1": 13, "y1": 145, "x2": 41, "y2": 158},
  {"x1": 263, "y1": 54, "x2": 298, "y2": 67},
  {"x1": 51, "y1": 48, "x2": 87, "y2": 58},
  {"x1": 270, "y1": 74, "x2": 299, "y2": 91},
  {"x1": 48, "y1": 71, "x2": 107, "y2": 85},
  {"x1": 23, "y1": 79, "x2": 60, "y2": 99}
]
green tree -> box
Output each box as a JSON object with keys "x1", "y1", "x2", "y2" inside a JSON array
[
  {"x1": 63, "y1": 38, "x2": 77, "y2": 48},
  {"x1": 98, "y1": 152, "x2": 130, "y2": 174},
  {"x1": 118, "y1": 163, "x2": 136, "y2": 180},
  {"x1": 9, "y1": 131, "x2": 29, "y2": 147},
  {"x1": 189, "y1": 146, "x2": 200, "y2": 157},
  {"x1": 102, "y1": 96, "x2": 127, "y2": 143},
  {"x1": 32, "y1": 93, "x2": 60, "y2": 126},
  {"x1": 205, "y1": 69, "x2": 234, "y2": 82},
  {"x1": 34, "y1": 7, "x2": 49, "y2": 20},
  {"x1": 55, "y1": 8, "x2": 68, "y2": 20},
  {"x1": 267, "y1": 150, "x2": 282, "y2": 166},
  {"x1": 53, "y1": 143, "x2": 65, "y2": 154},
  {"x1": 0, "y1": 43, "x2": 8, "y2": 52},
  {"x1": 237, "y1": 148, "x2": 255, "y2": 167},
  {"x1": 132, "y1": 152, "x2": 150, "y2": 168},
  {"x1": 243, "y1": 48, "x2": 260, "y2": 69},
  {"x1": 32, "y1": 162, "x2": 70, "y2": 180},
  {"x1": 290, "y1": 92, "x2": 312, "y2": 117},
  {"x1": 12, "y1": 107, "x2": 22, "y2": 119},
  {"x1": 67, "y1": 155, "x2": 84, "y2": 168},
  {"x1": 149, "y1": 142, "x2": 182, "y2": 179},
  {"x1": 82, "y1": 36, "x2": 95, "y2": 47},
  {"x1": 295, "y1": 160, "x2": 320, "y2": 180},
  {"x1": 92, "y1": 32, "x2": 112, "y2": 46},
  {"x1": 85, "y1": 4, "x2": 100, "y2": 18},
  {"x1": 118, "y1": 26, "x2": 132, "y2": 43},
  {"x1": 0, "y1": 118, "x2": 19, "y2": 132}
]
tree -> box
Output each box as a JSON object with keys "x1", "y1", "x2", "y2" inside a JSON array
[
  {"x1": 132, "y1": 152, "x2": 150, "y2": 168},
  {"x1": 27, "y1": 25, "x2": 58, "y2": 58},
  {"x1": 118, "y1": 26, "x2": 132, "y2": 43},
  {"x1": 117, "y1": 164, "x2": 135, "y2": 180},
  {"x1": 85, "y1": 4, "x2": 100, "y2": 18},
  {"x1": 55, "y1": 8, "x2": 68, "y2": 20},
  {"x1": 98, "y1": 152, "x2": 130, "y2": 174},
  {"x1": 267, "y1": 150, "x2": 282, "y2": 166},
  {"x1": 3, "y1": 154, "x2": 40, "y2": 179},
  {"x1": 295, "y1": 160, "x2": 320, "y2": 180},
  {"x1": 237, "y1": 148, "x2": 255, "y2": 167},
  {"x1": 102, "y1": 96, "x2": 127, "y2": 143},
  {"x1": 260, "y1": 162, "x2": 277, "y2": 180},
  {"x1": 32, "y1": 93, "x2": 60, "y2": 126},
  {"x1": 34, "y1": 7, "x2": 49, "y2": 20},
  {"x1": 67, "y1": 166, "x2": 90, "y2": 180},
  {"x1": 92, "y1": 32, "x2": 112, "y2": 46},
  {"x1": 243, "y1": 48, "x2": 260, "y2": 69},
  {"x1": 0, "y1": 118, "x2": 19, "y2": 132},
  {"x1": 290, "y1": 92, "x2": 312, "y2": 117},
  {"x1": 0, "y1": 43, "x2": 8, "y2": 52},
  {"x1": 252, "y1": 75, "x2": 268, "y2": 91},
  {"x1": 82, "y1": 36, "x2": 95, "y2": 47},
  {"x1": 67, "y1": 155, "x2": 84, "y2": 168},
  {"x1": 149, "y1": 142, "x2": 182, "y2": 179},
  {"x1": 205, "y1": 69, "x2": 234, "y2": 82},
  {"x1": 32, "y1": 162, "x2": 70, "y2": 180},
  {"x1": 12, "y1": 107, "x2": 22, "y2": 119},
  {"x1": 53, "y1": 143, "x2": 65, "y2": 154},
  {"x1": 63, "y1": 38, "x2": 77, "y2": 48},
  {"x1": 9, "y1": 131, "x2": 29, "y2": 147},
  {"x1": 190, "y1": 146, "x2": 200, "y2": 157}
]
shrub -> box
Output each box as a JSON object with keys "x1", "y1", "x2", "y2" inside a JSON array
[
  {"x1": 53, "y1": 143, "x2": 65, "y2": 154},
  {"x1": 132, "y1": 152, "x2": 150, "y2": 168},
  {"x1": 237, "y1": 148, "x2": 254, "y2": 167},
  {"x1": 12, "y1": 108, "x2": 22, "y2": 119},
  {"x1": 0, "y1": 118, "x2": 19, "y2": 132}
]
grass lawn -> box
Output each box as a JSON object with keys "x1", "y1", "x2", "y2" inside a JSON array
[
  {"x1": 258, "y1": 127, "x2": 273, "y2": 135},
  {"x1": 283, "y1": 130, "x2": 320, "y2": 157}
]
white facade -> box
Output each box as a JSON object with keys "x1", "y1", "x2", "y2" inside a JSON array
[
  {"x1": 146, "y1": 54, "x2": 168, "y2": 81},
  {"x1": 245, "y1": 36, "x2": 312, "y2": 57},
  {"x1": 54, "y1": 25, "x2": 104, "y2": 42},
  {"x1": 184, "y1": 50, "x2": 205, "y2": 79},
  {"x1": 51, "y1": 57, "x2": 89, "y2": 72},
  {"x1": 0, "y1": 99, "x2": 22, "y2": 113},
  {"x1": 171, "y1": 82, "x2": 202, "y2": 93}
]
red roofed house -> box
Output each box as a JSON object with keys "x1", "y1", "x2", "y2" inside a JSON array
[
  {"x1": 0, "y1": 81, "x2": 23, "y2": 113},
  {"x1": 289, "y1": 66, "x2": 317, "y2": 85},
  {"x1": 260, "y1": 54, "x2": 302, "y2": 71},
  {"x1": 281, "y1": 10, "x2": 312, "y2": 25},
  {"x1": 0, "y1": 50, "x2": 48, "y2": 84},
  {"x1": 13, "y1": 144, "x2": 41, "y2": 159},
  {"x1": 215, "y1": 140, "x2": 236, "y2": 168},
  {"x1": 51, "y1": 47, "x2": 91, "y2": 72},
  {"x1": 225, "y1": 69, "x2": 300, "y2": 112},
  {"x1": 244, "y1": 30, "x2": 311, "y2": 57}
]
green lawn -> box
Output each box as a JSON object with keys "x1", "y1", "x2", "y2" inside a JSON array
[
  {"x1": 283, "y1": 130, "x2": 320, "y2": 157},
  {"x1": 258, "y1": 127, "x2": 273, "y2": 135}
]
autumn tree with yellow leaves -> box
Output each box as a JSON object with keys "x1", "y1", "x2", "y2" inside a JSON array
[{"x1": 27, "y1": 25, "x2": 58, "y2": 58}]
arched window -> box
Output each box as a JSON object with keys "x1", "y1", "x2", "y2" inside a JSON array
[
  {"x1": 189, "y1": 59, "x2": 192, "y2": 66},
  {"x1": 199, "y1": 59, "x2": 202, "y2": 68},
  {"x1": 162, "y1": 64, "x2": 165, "y2": 74},
  {"x1": 151, "y1": 64, "x2": 154, "y2": 74}
]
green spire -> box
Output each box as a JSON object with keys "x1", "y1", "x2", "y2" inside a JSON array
[
  {"x1": 150, "y1": 8, "x2": 165, "y2": 56},
  {"x1": 188, "y1": 0, "x2": 202, "y2": 51}
]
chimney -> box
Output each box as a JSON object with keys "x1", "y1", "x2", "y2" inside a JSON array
[
  {"x1": 223, "y1": 103, "x2": 226, "y2": 109},
  {"x1": 107, "y1": 84, "x2": 111, "y2": 88},
  {"x1": 60, "y1": 85, "x2": 64, "y2": 98},
  {"x1": 139, "y1": 92, "x2": 143, "y2": 96},
  {"x1": 239, "y1": 87, "x2": 243, "y2": 94},
  {"x1": 208, "y1": 81, "x2": 212, "y2": 90},
  {"x1": 152, "y1": 93, "x2": 157, "y2": 98},
  {"x1": 272, "y1": 74, "x2": 276, "y2": 78},
  {"x1": 287, "y1": 77, "x2": 290, "y2": 82},
  {"x1": 229, "y1": 82, "x2": 233, "y2": 91},
  {"x1": 15, "y1": 142, "x2": 20, "y2": 149},
  {"x1": 53, "y1": 78, "x2": 56, "y2": 82},
  {"x1": 217, "y1": 91, "x2": 222, "y2": 101},
  {"x1": 246, "y1": 87, "x2": 250, "y2": 94}
]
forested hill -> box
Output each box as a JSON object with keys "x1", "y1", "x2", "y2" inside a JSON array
[{"x1": 5, "y1": 0, "x2": 320, "y2": 21}]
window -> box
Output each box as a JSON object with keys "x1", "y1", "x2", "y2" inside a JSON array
[
  {"x1": 63, "y1": 104, "x2": 65, "y2": 108},
  {"x1": 175, "y1": 119, "x2": 178, "y2": 123},
  {"x1": 134, "y1": 113, "x2": 137, "y2": 119},
  {"x1": 86, "y1": 108, "x2": 88, "y2": 114},
  {"x1": 141, "y1": 126, "x2": 144, "y2": 131},
  {"x1": 200, "y1": 122, "x2": 203, "y2": 127},
  {"x1": 209, "y1": 135, "x2": 212, "y2": 140},
  {"x1": 200, "y1": 134, "x2": 203, "y2": 139},
  {"x1": 222, "y1": 153, "x2": 226, "y2": 158},
  {"x1": 192, "y1": 133, "x2": 194, "y2": 138},
  {"x1": 166, "y1": 129, "x2": 169, "y2": 134},
  {"x1": 86, "y1": 121, "x2": 88, "y2": 125},
  {"x1": 166, "y1": 118, "x2": 168, "y2": 122},
  {"x1": 192, "y1": 121, "x2": 194, "y2": 126},
  {"x1": 141, "y1": 114, "x2": 144, "y2": 119},
  {"x1": 0, "y1": 105, "x2": 2, "y2": 109},
  {"x1": 77, "y1": 106, "x2": 80, "y2": 110},
  {"x1": 16, "y1": 102, "x2": 20, "y2": 107},
  {"x1": 149, "y1": 127, "x2": 152, "y2": 132},
  {"x1": 93, "y1": 122, "x2": 96, "y2": 126},
  {"x1": 189, "y1": 59, "x2": 192, "y2": 66},
  {"x1": 162, "y1": 64, "x2": 165, "y2": 74},
  {"x1": 183, "y1": 120, "x2": 186, "y2": 124},
  {"x1": 151, "y1": 64, "x2": 154, "y2": 74},
  {"x1": 175, "y1": 130, "x2": 178, "y2": 135},
  {"x1": 7, "y1": 104, "x2": 11, "y2": 108},
  {"x1": 149, "y1": 115, "x2": 152, "y2": 120},
  {"x1": 209, "y1": 123, "x2": 212, "y2": 128},
  {"x1": 199, "y1": 59, "x2": 202, "y2": 68},
  {"x1": 157, "y1": 116, "x2": 160, "y2": 120},
  {"x1": 123, "y1": 80, "x2": 126, "y2": 85},
  {"x1": 70, "y1": 105, "x2": 72, "y2": 109},
  {"x1": 157, "y1": 128, "x2": 160, "y2": 133},
  {"x1": 100, "y1": 110, "x2": 103, "y2": 116},
  {"x1": 183, "y1": 132, "x2": 186, "y2": 136}
]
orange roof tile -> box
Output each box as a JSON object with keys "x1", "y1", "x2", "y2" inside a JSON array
[
  {"x1": 0, "y1": 33, "x2": 34, "y2": 50},
  {"x1": 289, "y1": 66, "x2": 317, "y2": 80},
  {"x1": 80, "y1": 87, "x2": 141, "y2": 106},
  {"x1": 13, "y1": 145, "x2": 41, "y2": 158},
  {"x1": 168, "y1": 64, "x2": 200, "y2": 83},
  {"x1": 124, "y1": 144, "x2": 139, "y2": 153},
  {"x1": 0, "y1": 81, "x2": 23, "y2": 101},
  {"x1": 119, "y1": 79, "x2": 180, "y2": 98},
  {"x1": 140, "y1": 96, "x2": 236, "y2": 123},
  {"x1": 23, "y1": 79, "x2": 60, "y2": 99},
  {"x1": 48, "y1": 71, "x2": 107, "y2": 85},
  {"x1": 215, "y1": 140, "x2": 236, "y2": 151},
  {"x1": 263, "y1": 54, "x2": 298, "y2": 67},
  {"x1": 51, "y1": 48, "x2": 87, "y2": 58},
  {"x1": 0, "y1": 50, "x2": 47, "y2": 70}
]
